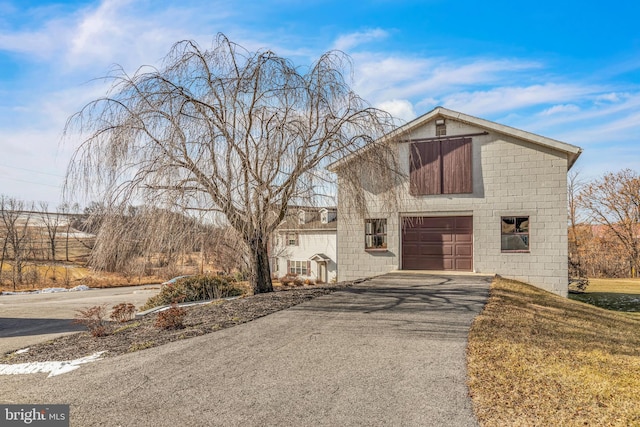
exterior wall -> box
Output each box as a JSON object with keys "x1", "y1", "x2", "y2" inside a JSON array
[
  {"x1": 337, "y1": 118, "x2": 570, "y2": 296},
  {"x1": 272, "y1": 230, "x2": 337, "y2": 283}
]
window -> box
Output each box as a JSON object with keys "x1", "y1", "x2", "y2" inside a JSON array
[
  {"x1": 320, "y1": 210, "x2": 328, "y2": 224},
  {"x1": 286, "y1": 233, "x2": 298, "y2": 246},
  {"x1": 410, "y1": 137, "x2": 472, "y2": 196},
  {"x1": 435, "y1": 119, "x2": 446, "y2": 136},
  {"x1": 365, "y1": 219, "x2": 387, "y2": 250},
  {"x1": 501, "y1": 217, "x2": 529, "y2": 252},
  {"x1": 288, "y1": 260, "x2": 309, "y2": 275}
]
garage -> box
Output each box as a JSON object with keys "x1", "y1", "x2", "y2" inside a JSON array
[{"x1": 402, "y1": 216, "x2": 473, "y2": 271}]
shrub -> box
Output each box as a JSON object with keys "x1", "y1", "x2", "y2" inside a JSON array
[
  {"x1": 110, "y1": 303, "x2": 137, "y2": 322},
  {"x1": 74, "y1": 305, "x2": 109, "y2": 337},
  {"x1": 142, "y1": 275, "x2": 245, "y2": 310},
  {"x1": 155, "y1": 304, "x2": 186, "y2": 330},
  {"x1": 279, "y1": 274, "x2": 302, "y2": 286},
  {"x1": 568, "y1": 277, "x2": 590, "y2": 293}
]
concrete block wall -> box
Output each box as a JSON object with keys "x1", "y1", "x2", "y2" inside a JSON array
[{"x1": 336, "y1": 119, "x2": 570, "y2": 296}]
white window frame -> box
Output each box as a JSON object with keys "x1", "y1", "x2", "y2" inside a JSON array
[{"x1": 288, "y1": 260, "x2": 309, "y2": 275}]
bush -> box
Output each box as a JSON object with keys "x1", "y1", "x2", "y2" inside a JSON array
[
  {"x1": 142, "y1": 275, "x2": 245, "y2": 310},
  {"x1": 568, "y1": 277, "x2": 590, "y2": 294},
  {"x1": 74, "y1": 305, "x2": 109, "y2": 337},
  {"x1": 110, "y1": 303, "x2": 137, "y2": 322},
  {"x1": 279, "y1": 274, "x2": 305, "y2": 287},
  {"x1": 155, "y1": 304, "x2": 186, "y2": 330}
]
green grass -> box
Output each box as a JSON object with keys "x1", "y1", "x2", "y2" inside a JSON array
[
  {"x1": 468, "y1": 277, "x2": 640, "y2": 426},
  {"x1": 569, "y1": 278, "x2": 640, "y2": 312}
]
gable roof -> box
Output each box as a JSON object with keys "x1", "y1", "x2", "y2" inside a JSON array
[
  {"x1": 276, "y1": 206, "x2": 337, "y2": 232},
  {"x1": 329, "y1": 106, "x2": 583, "y2": 171}
]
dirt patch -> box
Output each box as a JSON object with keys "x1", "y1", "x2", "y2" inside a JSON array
[{"x1": 2, "y1": 283, "x2": 350, "y2": 364}]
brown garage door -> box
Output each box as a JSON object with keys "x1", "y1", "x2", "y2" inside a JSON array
[{"x1": 402, "y1": 216, "x2": 473, "y2": 271}]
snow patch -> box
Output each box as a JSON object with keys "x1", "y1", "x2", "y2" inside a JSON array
[
  {"x1": 1, "y1": 285, "x2": 91, "y2": 295},
  {"x1": 0, "y1": 351, "x2": 106, "y2": 378}
]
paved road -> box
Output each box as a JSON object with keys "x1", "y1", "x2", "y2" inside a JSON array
[
  {"x1": 0, "y1": 285, "x2": 161, "y2": 354},
  {"x1": 1, "y1": 273, "x2": 490, "y2": 426}
]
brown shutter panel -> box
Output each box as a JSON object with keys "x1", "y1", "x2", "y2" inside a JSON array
[
  {"x1": 287, "y1": 260, "x2": 291, "y2": 274},
  {"x1": 409, "y1": 143, "x2": 422, "y2": 195},
  {"x1": 307, "y1": 261, "x2": 311, "y2": 275},
  {"x1": 442, "y1": 137, "x2": 472, "y2": 194},
  {"x1": 410, "y1": 142, "x2": 441, "y2": 195}
]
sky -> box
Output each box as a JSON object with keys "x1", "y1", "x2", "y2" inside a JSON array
[{"x1": 0, "y1": 0, "x2": 639, "y2": 208}]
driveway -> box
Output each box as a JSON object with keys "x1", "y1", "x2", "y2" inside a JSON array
[
  {"x1": 0, "y1": 285, "x2": 161, "y2": 355},
  {"x1": 1, "y1": 273, "x2": 490, "y2": 426}
]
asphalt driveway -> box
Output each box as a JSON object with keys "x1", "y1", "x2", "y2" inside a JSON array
[
  {"x1": 0, "y1": 285, "x2": 161, "y2": 355},
  {"x1": 1, "y1": 273, "x2": 491, "y2": 426}
]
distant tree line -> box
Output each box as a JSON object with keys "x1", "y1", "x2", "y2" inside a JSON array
[
  {"x1": 569, "y1": 168, "x2": 640, "y2": 278},
  {"x1": 82, "y1": 202, "x2": 247, "y2": 279},
  {"x1": 0, "y1": 196, "x2": 247, "y2": 290},
  {"x1": 0, "y1": 196, "x2": 88, "y2": 289}
]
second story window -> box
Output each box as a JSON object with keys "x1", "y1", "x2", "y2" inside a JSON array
[{"x1": 286, "y1": 233, "x2": 298, "y2": 246}]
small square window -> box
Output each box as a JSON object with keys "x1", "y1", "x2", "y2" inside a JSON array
[
  {"x1": 501, "y1": 216, "x2": 529, "y2": 252},
  {"x1": 365, "y1": 219, "x2": 387, "y2": 250},
  {"x1": 286, "y1": 233, "x2": 298, "y2": 246}
]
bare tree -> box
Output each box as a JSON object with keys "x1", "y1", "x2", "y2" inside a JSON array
[
  {"x1": 207, "y1": 226, "x2": 249, "y2": 275},
  {"x1": 578, "y1": 169, "x2": 640, "y2": 277},
  {"x1": 65, "y1": 34, "x2": 399, "y2": 293},
  {"x1": 567, "y1": 170, "x2": 586, "y2": 278},
  {"x1": 0, "y1": 196, "x2": 34, "y2": 289},
  {"x1": 58, "y1": 202, "x2": 80, "y2": 262},
  {"x1": 86, "y1": 204, "x2": 202, "y2": 280},
  {"x1": 37, "y1": 201, "x2": 62, "y2": 261}
]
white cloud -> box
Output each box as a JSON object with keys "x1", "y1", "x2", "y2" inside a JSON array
[
  {"x1": 0, "y1": 19, "x2": 64, "y2": 59},
  {"x1": 64, "y1": 0, "x2": 198, "y2": 72},
  {"x1": 595, "y1": 92, "x2": 624, "y2": 103},
  {"x1": 440, "y1": 84, "x2": 595, "y2": 116},
  {"x1": 540, "y1": 104, "x2": 580, "y2": 115},
  {"x1": 375, "y1": 99, "x2": 416, "y2": 124},
  {"x1": 0, "y1": 0, "x2": 235, "y2": 75},
  {"x1": 332, "y1": 29, "x2": 388, "y2": 51},
  {"x1": 351, "y1": 52, "x2": 544, "y2": 109}
]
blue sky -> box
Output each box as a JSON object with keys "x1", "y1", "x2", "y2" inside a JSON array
[{"x1": 1, "y1": 0, "x2": 639, "y2": 207}]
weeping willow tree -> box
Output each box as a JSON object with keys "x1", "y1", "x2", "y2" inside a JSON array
[{"x1": 65, "y1": 34, "x2": 400, "y2": 293}]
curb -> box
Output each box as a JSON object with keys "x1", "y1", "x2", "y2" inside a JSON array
[{"x1": 135, "y1": 296, "x2": 242, "y2": 318}]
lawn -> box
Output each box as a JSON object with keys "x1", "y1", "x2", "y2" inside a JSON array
[
  {"x1": 467, "y1": 277, "x2": 640, "y2": 426},
  {"x1": 569, "y1": 278, "x2": 640, "y2": 312}
]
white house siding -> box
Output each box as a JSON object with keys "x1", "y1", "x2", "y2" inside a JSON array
[
  {"x1": 273, "y1": 230, "x2": 337, "y2": 283},
  {"x1": 337, "y1": 118, "x2": 571, "y2": 296}
]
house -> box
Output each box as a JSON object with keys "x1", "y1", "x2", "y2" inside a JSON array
[
  {"x1": 329, "y1": 107, "x2": 582, "y2": 296},
  {"x1": 270, "y1": 207, "x2": 337, "y2": 283}
]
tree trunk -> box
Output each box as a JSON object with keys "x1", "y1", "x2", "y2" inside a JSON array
[{"x1": 248, "y1": 235, "x2": 273, "y2": 294}]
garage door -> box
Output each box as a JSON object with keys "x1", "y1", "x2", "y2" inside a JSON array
[{"x1": 402, "y1": 216, "x2": 473, "y2": 271}]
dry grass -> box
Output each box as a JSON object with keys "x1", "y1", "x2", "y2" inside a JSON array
[
  {"x1": 467, "y1": 277, "x2": 640, "y2": 426},
  {"x1": 0, "y1": 265, "x2": 161, "y2": 292},
  {"x1": 588, "y1": 278, "x2": 640, "y2": 294}
]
